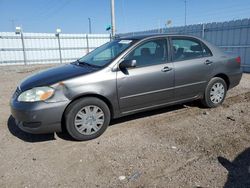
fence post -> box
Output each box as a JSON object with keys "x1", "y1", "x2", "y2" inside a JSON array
[
  {"x1": 86, "y1": 34, "x2": 90, "y2": 53},
  {"x1": 20, "y1": 32, "x2": 27, "y2": 65},
  {"x1": 202, "y1": 23, "x2": 205, "y2": 38},
  {"x1": 56, "y1": 33, "x2": 62, "y2": 64}
]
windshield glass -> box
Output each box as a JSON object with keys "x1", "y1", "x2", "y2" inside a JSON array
[{"x1": 77, "y1": 39, "x2": 137, "y2": 67}]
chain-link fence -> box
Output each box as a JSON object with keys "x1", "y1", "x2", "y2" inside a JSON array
[{"x1": 0, "y1": 32, "x2": 111, "y2": 65}]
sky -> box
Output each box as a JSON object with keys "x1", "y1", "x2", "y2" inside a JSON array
[{"x1": 0, "y1": 0, "x2": 250, "y2": 34}]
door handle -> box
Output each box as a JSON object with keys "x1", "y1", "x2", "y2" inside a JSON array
[
  {"x1": 161, "y1": 66, "x2": 173, "y2": 72},
  {"x1": 204, "y1": 60, "x2": 213, "y2": 65}
]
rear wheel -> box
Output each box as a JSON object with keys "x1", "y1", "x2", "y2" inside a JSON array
[
  {"x1": 64, "y1": 97, "x2": 110, "y2": 141},
  {"x1": 201, "y1": 77, "x2": 227, "y2": 108}
]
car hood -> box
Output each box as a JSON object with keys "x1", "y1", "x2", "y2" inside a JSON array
[{"x1": 19, "y1": 63, "x2": 99, "y2": 91}]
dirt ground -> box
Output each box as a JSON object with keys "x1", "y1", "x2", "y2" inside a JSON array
[{"x1": 0, "y1": 64, "x2": 250, "y2": 188}]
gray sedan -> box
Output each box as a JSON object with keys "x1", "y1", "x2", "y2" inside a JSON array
[{"x1": 10, "y1": 34, "x2": 242, "y2": 141}]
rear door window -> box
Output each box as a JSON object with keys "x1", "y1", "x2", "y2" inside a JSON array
[{"x1": 172, "y1": 38, "x2": 205, "y2": 61}]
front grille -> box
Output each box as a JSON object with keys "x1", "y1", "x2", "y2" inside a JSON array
[{"x1": 12, "y1": 87, "x2": 21, "y2": 99}]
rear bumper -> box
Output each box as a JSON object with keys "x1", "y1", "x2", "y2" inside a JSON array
[
  {"x1": 228, "y1": 71, "x2": 243, "y2": 89},
  {"x1": 10, "y1": 99, "x2": 69, "y2": 134}
]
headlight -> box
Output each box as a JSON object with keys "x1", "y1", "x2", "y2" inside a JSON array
[{"x1": 17, "y1": 87, "x2": 55, "y2": 102}]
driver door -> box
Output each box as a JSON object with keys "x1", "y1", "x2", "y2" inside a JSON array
[{"x1": 116, "y1": 38, "x2": 175, "y2": 114}]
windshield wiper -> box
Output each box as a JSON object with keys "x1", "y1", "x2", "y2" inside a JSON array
[{"x1": 74, "y1": 60, "x2": 100, "y2": 68}]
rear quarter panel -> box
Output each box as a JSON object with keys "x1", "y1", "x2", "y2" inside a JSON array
[
  {"x1": 196, "y1": 38, "x2": 242, "y2": 90},
  {"x1": 209, "y1": 47, "x2": 242, "y2": 89}
]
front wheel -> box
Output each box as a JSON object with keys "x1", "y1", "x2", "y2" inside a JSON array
[
  {"x1": 64, "y1": 97, "x2": 111, "y2": 141},
  {"x1": 201, "y1": 77, "x2": 227, "y2": 108}
]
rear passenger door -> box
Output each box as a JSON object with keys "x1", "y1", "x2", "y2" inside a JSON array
[{"x1": 170, "y1": 37, "x2": 214, "y2": 100}]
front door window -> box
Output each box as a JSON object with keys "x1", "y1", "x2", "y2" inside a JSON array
[{"x1": 124, "y1": 38, "x2": 168, "y2": 67}]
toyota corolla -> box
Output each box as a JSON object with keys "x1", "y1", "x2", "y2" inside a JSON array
[{"x1": 10, "y1": 34, "x2": 242, "y2": 141}]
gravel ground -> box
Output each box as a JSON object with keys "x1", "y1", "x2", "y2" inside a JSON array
[{"x1": 0, "y1": 64, "x2": 250, "y2": 188}]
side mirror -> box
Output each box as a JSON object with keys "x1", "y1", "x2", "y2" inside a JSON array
[{"x1": 119, "y1": 59, "x2": 137, "y2": 69}]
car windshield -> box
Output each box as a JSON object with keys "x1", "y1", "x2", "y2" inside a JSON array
[{"x1": 76, "y1": 39, "x2": 137, "y2": 67}]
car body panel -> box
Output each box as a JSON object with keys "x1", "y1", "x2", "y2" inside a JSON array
[
  {"x1": 11, "y1": 99, "x2": 69, "y2": 133},
  {"x1": 172, "y1": 56, "x2": 213, "y2": 100},
  {"x1": 19, "y1": 63, "x2": 99, "y2": 91},
  {"x1": 60, "y1": 67, "x2": 120, "y2": 117},
  {"x1": 117, "y1": 62, "x2": 174, "y2": 113}
]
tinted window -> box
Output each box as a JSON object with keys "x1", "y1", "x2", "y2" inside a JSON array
[
  {"x1": 125, "y1": 39, "x2": 168, "y2": 67},
  {"x1": 172, "y1": 38, "x2": 204, "y2": 61}
]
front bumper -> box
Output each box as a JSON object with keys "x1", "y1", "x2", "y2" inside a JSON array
[{"x1": 10, "y1": 98, "x2": 69, "y2": 134}]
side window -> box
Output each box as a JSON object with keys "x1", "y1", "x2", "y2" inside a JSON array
[
  {"x1": 202, "y1": 43, "x2": 213, "y2": 57},
  {"x1": 125, "y1": 39, "x2": 167, "y2": 67},
  {"x1": 172, "y1": 38, "x2": 204, "y2": 61}
]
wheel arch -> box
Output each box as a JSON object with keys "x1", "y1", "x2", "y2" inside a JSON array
[{"x1": 213, "y1": 73, "x2": 230, "y2": 89}]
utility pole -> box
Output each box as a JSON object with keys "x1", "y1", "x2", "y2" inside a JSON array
[
  {"x1": 184, "y1": 0, "x2": 187, "y2": 26},
  {"x1": 88, "y1": 17, "x2": 92, "y2": 34},
  {"x1": 111, "y1": 0, "x2": 116, "y2": 37}
]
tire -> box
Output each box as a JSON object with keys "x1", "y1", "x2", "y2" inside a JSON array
[
  {"x1": 64, "y1": 97, "x2": 111, "y2": 141},
  {"x1": 201, "y1": 77, "x2": 227, "y2": 108}
]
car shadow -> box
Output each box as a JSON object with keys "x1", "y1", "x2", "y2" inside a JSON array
[
  {"x1": 110, "y1": 100, "x2": 200, "y2": 125},
  {"x1": 56, "y1": 102, "x2": 200, "y2": 141},
  {"x1": 7, "y1": 115, "x2": 55, "y2": 142},
  {"x1": 56, "y1": 131, "x2": 76, "y2": 141},
  {"x1": 218, "y1": 147, "x2": 250, "y2": 188}
]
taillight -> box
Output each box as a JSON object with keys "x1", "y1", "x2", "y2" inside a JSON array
[{"x1": 235, "y1": 56, "x2": 241, "y2": 64}]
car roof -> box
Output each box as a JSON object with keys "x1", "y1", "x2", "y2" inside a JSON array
[{"x1": 117, "y1": 33, "x2": 198, "y2": 40}]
